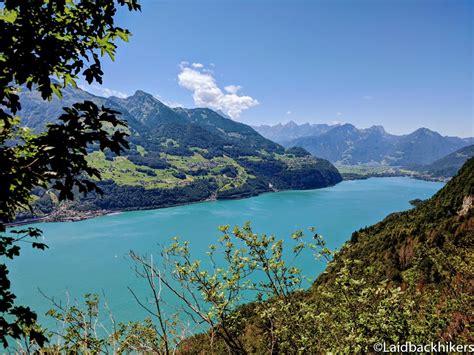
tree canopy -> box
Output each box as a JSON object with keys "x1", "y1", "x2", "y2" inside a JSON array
[{"x1": 0, "y1": 0, "x2": 140, "y2": 347}]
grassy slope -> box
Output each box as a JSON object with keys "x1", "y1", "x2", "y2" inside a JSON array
[{"x1": 87, "y1": 149, "x2": 265, "y2": 193}]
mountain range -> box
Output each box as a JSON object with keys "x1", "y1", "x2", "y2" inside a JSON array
[
  {"x1": 16, "y1": 86, "x2": 341, "y2": 217},
  {"x1": 252, "y1": 121, "x2": 339, "y2": 144},
  {"x1": 254, "y1": 121, "x2": 473, "y2": 167}
]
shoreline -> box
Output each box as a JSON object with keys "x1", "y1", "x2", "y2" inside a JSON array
[
  {"x1": 7, "y1": 183, "x2": 323, "y2": 227},
  {"x1": 7, "y1": 175, "x2": 443, "y2": 227},
  {"x1": 8, "y1": 209, "x2": 113, "y2": 227},
  {"x1": 7, "y1": 194, "x2": 222, "y2": 228},
  {"x1": 341, "y1": 172, "x2": 449, "y2": 183}
]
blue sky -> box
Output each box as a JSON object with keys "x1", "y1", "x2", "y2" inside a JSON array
[{"x1": 80, "y1": 0, "x2": 473, "y2": 137}]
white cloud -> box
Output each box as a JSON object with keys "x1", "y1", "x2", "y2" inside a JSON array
[
  {"x1": 177, "y1": 63, "x2": 259, "y2": 119},
  {"x1": 202, "y1": 68, "x2": 214, "y2": 74},
  {"x1": 336, "y1": 112, "x2": 343, "y2": 116},
  {"x1": 79, "y1": 84, "x2": 129, "y2": 99},
  {"x1": 286, "y1": 110, "x2": 292, "y2": 115},
  {"x1": 224, "y1": 85, "x2": 242, "y2": 94},
  {"x1": 192, "y1": 62, "x2": 204, "y2": 69}
]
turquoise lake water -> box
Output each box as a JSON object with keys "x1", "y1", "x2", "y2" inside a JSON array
[{"x1": 9, "y1": 177, "x2": 443, "y2": 329}]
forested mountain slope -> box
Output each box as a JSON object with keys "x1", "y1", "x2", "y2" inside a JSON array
[
  {"x1": 410, "y1": 144, "x2": 474, "y2": 178},
  {"x1": 320, "y1": 155, "x2": 473, "y2": 294},
  {"x1": 17, "y1": 87, "x2": 341, "y2": 217}
]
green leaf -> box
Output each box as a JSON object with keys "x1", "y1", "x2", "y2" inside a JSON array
[{"x1": 0, "y1": 9, "x2": 18, "y2": 23}]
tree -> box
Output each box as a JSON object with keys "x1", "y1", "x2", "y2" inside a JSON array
[
  {"x1": 0, "y1": 0, "x2": 140, "y2": 347},
  {"x1": 129, "y1": 223, "x2": 331, "y2": 354}
]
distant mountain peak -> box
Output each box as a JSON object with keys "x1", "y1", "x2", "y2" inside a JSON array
[
  {"x1": 131, "y1": 89, "x2": 155, "y2": 100},
  {"x1": 132, "y1": 89, "x2": 147, "y2": 96},
  {"x1": 286, "y1": 120, "x2": 298, "y2": 127},
  {"x1": 368, "y1": 125, "x2": 386, "y2": 132},
  {"x1": 126, "y1": 90, "x2": 173, "y2": 110},
  {"x1": 341, "y1": 123, "x2": 355, "y2": 128},
  {"x1": 337, "y1": 123, "x2": 357, "y2": 131},
  {"x1": 255, "y1": 121, "x2": 472, "y2": 167},
  {"x1": 365, "y1": 125, "x2": 388, "y2": 136},
  {"x1": 410, "y1": 127, "x2": 441, "y2": 138},
  {"x1": 414, "y1": 127, "x2": 435, "y2": 134}
]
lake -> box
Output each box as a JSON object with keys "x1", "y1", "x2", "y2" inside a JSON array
[{"x1": 9, "y1": 177, "x2": 444, "y2": 329}]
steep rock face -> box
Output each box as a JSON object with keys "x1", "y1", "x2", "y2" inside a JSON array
[
  {"x1": 17, "y1": 86, "x2": 342, "y2": 212},
  {"x1": 459, "y1": 195, "x2": 473, "y2": 217}
]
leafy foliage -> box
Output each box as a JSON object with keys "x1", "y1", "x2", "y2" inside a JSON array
[
  {"x1": 38, "y1": 293, "x2": 162, "y2": 353},
  {"x1": 0, "y1": 228, "x2": 48, "y2": 347},
  {"x1": 0, "y1": 0, "x2": 140, "y2": 347},
  {"x1": 127, "y1": 223, "x2": 331, "y2": 354}
]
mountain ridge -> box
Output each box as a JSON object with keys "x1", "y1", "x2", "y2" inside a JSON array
[
  {"x1": 410, "y1": 145, "x2": 474, "y2": 178},
  {"x1": 254, "y1": 122, "x2": 473, "y2": 166}
]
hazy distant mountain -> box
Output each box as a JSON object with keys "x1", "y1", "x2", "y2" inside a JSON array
[
  {"x1": 253, "y1": 121, "x2": 339, "y2": 145},
  {"x1": 412, "y1": 144, "x2": 474, "y2": 178},
  {"x1": 390, "y1": 128, "x2": 471, "y2": 166},
  {"x1": 19, "y1": 84, "x2": 101, "y2": 130},
  {"x1": 255, "y1": 122, "x2": 472, "y2": 166}
]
